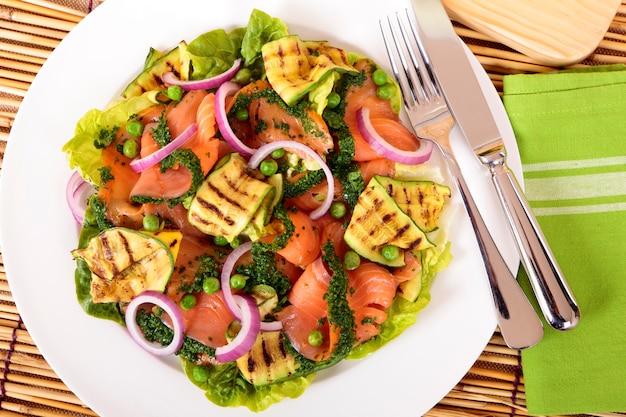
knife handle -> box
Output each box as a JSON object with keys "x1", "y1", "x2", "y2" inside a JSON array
[
  {"x1": 491, "y1": 165, "x2": 580, "y2": 331},
  {"x1": 445, "y1": 154, "x2": 544, "y2": 349}
]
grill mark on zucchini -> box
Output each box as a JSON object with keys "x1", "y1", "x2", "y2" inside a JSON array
[{"x1": 261, "y1": 338, "x2": 272, "y2": 367}]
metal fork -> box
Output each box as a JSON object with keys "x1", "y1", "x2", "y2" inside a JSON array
[{"x1": 380, "y1": 12, "x2": 544, "y2": 350}]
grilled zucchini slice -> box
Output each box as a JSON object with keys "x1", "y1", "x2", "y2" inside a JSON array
[
  {"x1": 262, "y1": 35, "x2": 357, "y2": 106},
  {"x1": 187, "y1": 153, "x2": 275, "y2": 242},
  {"x1": 122, "y1": 41, "x2": 189, "y2": 98},
  {"x1": 71, "y1": 228, "x2": 181, "y2": 303},
  {"x1": 344, "y1": 176, "x2": 433, "y2": 267},
  {"x1": 235, "y1": 331, "x2": 299, "y2": 386},
  {"x1": 375, "y1": 175, "x2": 451, "y2": 232}
]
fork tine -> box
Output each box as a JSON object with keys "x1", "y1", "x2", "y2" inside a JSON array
[
  {"x1": 380, "y1": 15, "x2": 423, "y2": 107},
  {"x1": 401, "y1": 9, "x2": 442, "y2": 99},
  {"x1": 397, "y1": 10, "x2": 440, "y2": 100},
  {"x1": 380, "y1": 18, "x2": 412, "y2": 108},
  {"x1": 380, "y1": 10, "x2": 444, "y2": 111}
]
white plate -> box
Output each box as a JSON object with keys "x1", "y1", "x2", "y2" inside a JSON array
[{"x1": 0, "y1": 0, "x2": 522, "y2": 416}]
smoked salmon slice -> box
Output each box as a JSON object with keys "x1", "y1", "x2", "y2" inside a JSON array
[
  {"x1": 344, "y1": 59, "x2": 421, "y2": 161},
  {"x1": 230, "y1": 80, "x2": 334, "y2": 159}
]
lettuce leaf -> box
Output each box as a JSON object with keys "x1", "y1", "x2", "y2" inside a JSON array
[
  {"x1": 182, "y1": 360, "x2": 315, "y2": 412},
  {"x1": 185, "y1": 8, "x2": 289, "y2": 82},
  {"x1": 62, "y1": 95, "x2": 152, "y2": 184},
  {"x1": 240, "y1": 9, "x2": 289, "y2": 67},
  {"x1": 185, "y1": 27, "x2": 246, "y2": 80}
]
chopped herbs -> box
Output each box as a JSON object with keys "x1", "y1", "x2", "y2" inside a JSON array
[
  {"x1": 151, "y1": 115, "x2": 172, "y2": 147},
  {"x1": 94, "y1": 126, "x2": 118, "y2": 149}
]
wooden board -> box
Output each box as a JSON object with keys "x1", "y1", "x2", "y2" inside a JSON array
[{"x1": 442, "y1": 0, "x2": 622, "y2": 66}]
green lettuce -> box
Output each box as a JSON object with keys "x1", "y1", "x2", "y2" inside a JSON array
[
  {"x1": 186, "y1": 27, "x2": 246, "y2": 80},
  {"x1": 185, "y1": 8, "x2": 289, "y2": 81},
  {"x1": 182, "y1": 360, "x2": 315, "y2": 412},
  {"x1": 62, "y1": 95, "x2": 152, "y2": 184},
  {"x1": 240, "y1": 8, "x2": 289, "y2": 67}
]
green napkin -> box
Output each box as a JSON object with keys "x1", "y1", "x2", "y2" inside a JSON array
[{"x1": 502, "y1": 64, "x2": 626, "y2": 416}]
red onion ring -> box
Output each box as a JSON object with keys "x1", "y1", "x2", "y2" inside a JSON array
[
  {"x1": 248, "y1": 140, "x2": 334, "y2": 220},
  {"x1": 356, "y1": 107, "x2": 433, "y2": 165},
  {"x1": 124, "y1": 291, "x2": 184, "y2": 356},
  {"x1": 162, "y1": 58, "x2": 242, "y2": 91},
  {"x1": 215, "y1": 81, "x2": 256, "y2": 156},
  {"x1": 215, "y1": 294, "x2": 261, "y2": 362},
  {"x1": 220, "y1": 241, "x2": 282, "y2": 332},
  {"x1": 129, "y1": 123, "x2": 198, "y2": 173},
  {"x1": 65, "y1": 171, "x2": 96, "y2": 224}
]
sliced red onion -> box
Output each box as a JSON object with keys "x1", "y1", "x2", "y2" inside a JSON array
[
  {"x1": 124, "y1": 291, "x2": 184, "y2": 356},
  {"x1": 220, "y1": 241, "x2": 253, "y2": 316},
  {"x1": 129, "y1": 123, "x2": 198, "y2": 173},
  {"x1": 215, "y1": 294, "x2": 261, "y2": 362},
  {"x1": 356, "y1": 107, "x2": 433, "y2": 165},
  {"x1": 220, "y1": 241, "x2": 282, "y2": 332},
  {"x1": 66, "y1": 171, "x2": 96, "y2": 224},
  {"x1": 215, "y1": 81, "x2": 256, "y2": 156},
  {"x1": 248, "y1": 140, "x2": 334, "y2": 220},
  {"x1": 162, "y1": 58, "x2": 242, "y2": 91}
]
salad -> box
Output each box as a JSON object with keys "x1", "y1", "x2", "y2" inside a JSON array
[{"x1": 62, "y1": 9, "x2": 453, "y2": 412}]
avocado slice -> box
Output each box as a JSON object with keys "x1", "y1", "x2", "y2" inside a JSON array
[
  {"x1": 344, "y1": 176, "x2": 433, "y2": 267},
  {"x1": 71, "y1": 227, "x2": 181, "y2": 303},
  {"x1": 375, "y1": 176, "x2": 451, "y2": 232}
]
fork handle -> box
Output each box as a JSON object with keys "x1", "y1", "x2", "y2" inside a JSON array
[
  {"x1": 491, "y1": 164, "x2": 580, "y2": 330},
  {"x1": 445, "y1": 154, "x2": 544, "y2": 349}
]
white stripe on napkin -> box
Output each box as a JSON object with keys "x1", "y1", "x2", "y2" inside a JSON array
[
  {"x1": 523, "y1": 156, "x2": 626, "y2": 172},
  {"x1": 522, "y1": 157, "x2": 626, "y2": 216}
]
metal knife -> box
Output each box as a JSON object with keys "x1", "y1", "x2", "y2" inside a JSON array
[{"x1": 410, "y1": 0, "x2": 580, "y2": 330}]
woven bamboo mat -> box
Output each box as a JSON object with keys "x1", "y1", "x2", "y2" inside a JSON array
[{"x1": 1, "y1": 1, "x2": 626, "y2": 416}]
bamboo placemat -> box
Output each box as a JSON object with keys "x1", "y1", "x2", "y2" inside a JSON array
[{"x1": 1, "y1": 1, "x2": 626, "y2": 416}]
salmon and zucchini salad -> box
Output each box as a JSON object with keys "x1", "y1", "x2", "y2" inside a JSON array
[{"x1": 63, "y1": 9, "x2": 454, "y2": 411}]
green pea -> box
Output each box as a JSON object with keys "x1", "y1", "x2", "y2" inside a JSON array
[
  {"x1": 213, "y1": 235, "x2": 228, "y2": 246},
  {"x1": 308, "y1": 329, "x2": 324, "y2": 347},
  {"x1": 180, "y1": 294, "x2": 197, "y2": 310},
  {"x1": 326, "y1": 92, "x2": 341, "y2": 109},
  {"x1": 343, "y1": 250, "x2": 361, "y2": 271},
  {"x1": 192, "y1": 365, "x2": 210, "y2": 382},
  {"x1": 202, "y1": 277, "x2": 220, "y2": 294},
  {"x1": 230, "y1": 274, "x2": 247, "y2": 290},
  {"x1": 372, "y1": 68, "x2": 389, "y2": 86},
  {"x1": 381, "y1": 245, "x2": 400, "y2": 261},
  {"x1": 230, "y1": 236, "x2": 241, "y2": 249},
  {"x1": 235, "y1": 108, "x2": 249, "y2": 121},
  {"x1": 125, "y1": 120, "x2": 144, "y2": 138},
  {"x1": 329, "y1": 201, "x2": 347, "y2": 219},
  {"x1": 122, "y1": 139, "x2": 139, "y2": 159},
  {"x1": 271, "y1": 148, "x2": 285, "y2": 159},
  {"x1": 142, "y1": 214, "x2": 160, "y2": 232},
  {"x1": 376, "y1": 83, "x2": 394, "y2": 100},
  {"x1": 233, "y1": 68, "x2": 252, "y2": 85},
  {"x1": 167, "y1": 85, "x2": 184, "y2": 101},
  {"x1": 259, "y1": 159, "x2": 278, "y2": 176}
]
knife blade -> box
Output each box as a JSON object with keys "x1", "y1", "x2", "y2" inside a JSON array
[{"x1": 410, "y1": 0, "x2": 580, "y2": 330}]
